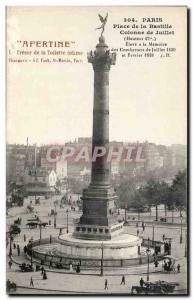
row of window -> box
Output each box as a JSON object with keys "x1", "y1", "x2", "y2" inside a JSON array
[{"x1": 76, "y1": 227, "x2": 109, "y2": 234}]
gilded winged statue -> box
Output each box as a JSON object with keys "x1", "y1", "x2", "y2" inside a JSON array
[{"x1": 95, "y1": 13, "x2": 108, "y2": 36}]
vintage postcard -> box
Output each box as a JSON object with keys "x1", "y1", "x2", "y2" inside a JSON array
[{"x1": 6, "y1": 6, "x2": 188, "y2": 295}]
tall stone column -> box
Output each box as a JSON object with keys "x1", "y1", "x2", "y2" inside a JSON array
[
  {"x1": 74, "y1": 36, "x2": 120, "y2": 240},
  {"x1": 90, "y1": 36, "x2": 115, "y2": 188}
]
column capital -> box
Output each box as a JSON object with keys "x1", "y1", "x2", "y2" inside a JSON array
[{"x1": 87, "y1": 36, "x2": 116, "y2": 71}]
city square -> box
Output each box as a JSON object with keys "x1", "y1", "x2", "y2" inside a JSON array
[{"x1": 6, "y1": 196, "x2": 187, "y2": 294}]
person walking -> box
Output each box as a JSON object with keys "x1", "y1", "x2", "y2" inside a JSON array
[
  {"x1": 17, "y1": 245, "x2": 20, "y2": 256},
  {"x1": 104, "y1": 279, "x2": 108, "y2": 290},
  {"x1": 177, "y1": 264, "x2": 181, "y2": 273},
  {"x1": 13, "y1": 242, "x2": 16, "y2": 249},
  {"x1": 76, "y1": 263, "x2": 80, "y2": 273},
  {"x1": 30, "y1": 276, "x2": 34, "y2": 287},
  {"x1": 49, "y1": 261, "x2": 52, "y2": 269},
  {"x1": 140, "y1": 278, "x2": 144, "y2": 287},
  {"x1": 8, "y1": 260, "x2": 12, "y2": 269},
  {"x1": 137, "y1": 229, "x2": 139, "y2": 236},
  {"x1": 24, "y1": 234, "x2": 26, "y2": 242},
  {"x1": 120, "y1": 275, "x2": 125, "y2": 285},
  {"x1": 43, "y1": 270, "x2": 47, "y2": 280},
  {"x1": 40, "y1": 266, "x2": 44, "y2": 275}
]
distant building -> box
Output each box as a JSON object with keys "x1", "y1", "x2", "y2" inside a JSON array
[
  {"x1": 143, "y1": 142, "x2": 163, "y2": 172},
  {"x1": 56, "y1": 159, "x2": 67, "y2": 179},
  {"x1": 40, "y1": 146, "x2": 56, "y2": 171}
]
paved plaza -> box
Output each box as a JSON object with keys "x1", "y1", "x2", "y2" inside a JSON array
[{"x1": 6, "y1": 196, "x2": 188, "y2": 295}]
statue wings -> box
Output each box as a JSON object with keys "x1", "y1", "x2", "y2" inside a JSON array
[
  {"x1": 98, "y1": 13, "x2": 108, "y2": 24},
  {"x1": 95, "y1": 13, "x2": 108, "y2": 35}
]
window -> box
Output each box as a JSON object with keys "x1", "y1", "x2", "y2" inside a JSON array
[
  {"x1": 82, "y1": 227, "x2": 86, "y2": 232},
  {"x1": 76, "y1": 227, "x2": 80, "y2": 231},
  {"x1": 105, "y1": 229, "x2": 109, "y2": 234},
  {"x1": 87, "y1": 228, "x2": 91, "y2": 232},
  {"x1": 99, "y1": 229, "x2": 103, "y2": 233},
  {"x1": 93, "y1": 228, "x2": 97, "y2": 232}
]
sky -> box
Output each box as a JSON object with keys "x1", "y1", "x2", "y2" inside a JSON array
[{"x1": 6, "y1": 6, "x2": 187, "y2": 146}]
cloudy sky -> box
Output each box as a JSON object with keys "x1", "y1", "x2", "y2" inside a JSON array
[{"x1": 6, "y1": 6, "x2": 187, "y2": 146}]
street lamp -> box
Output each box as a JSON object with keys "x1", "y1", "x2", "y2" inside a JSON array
[
  {"x1": 54, "y1": 204, "x2": 57, "y2": 229},
  {"x1": 31, "y1": 249, "x2": 33, "y2": 267},
  {"x1": 152, "y1": 224, "x2": 155, "y2": 242},
  {"x1": 172, "y1": 205, "x2": 174, "y2": 223},
  {"x1": 9, "y1": 234, "x2": 13, "y2": 257},
  {"x1": 180, "y1": 215, "x2": 183, "y2": 244},
  {"x1": 124, "y1": 203, "x2": 127, "y2": 222},
  {"x1": 184, "y1": 229, "x2": 187, "y2": 257},
  {"x1": 146, "y1": 238, "x2": 151, "y2": 282},
  {"x1": 100, "y1": 242, "x2": 104, "y2": 276},
  {"x1": 39, "y1": 223, "x2": 42, "y2": 245},
  {"x1": 138, "y1": 209, "x2": 140, "y2": 221},
  {"x1": 66, "y1": 209, "x2": 69, "y2": 233}
]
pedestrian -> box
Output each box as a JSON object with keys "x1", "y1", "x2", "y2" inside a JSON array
[
  {"x1": 76, "y1": 263, "x2": 80, "y2": 273},
  {"x1": 139, "y1": 277, "x2": 144, "y2": 287},
  {"x1": 137, "y1": 229, "x2": 139, "y2": 236},
  {"x1": 41, "y1": 266, "x2": 44, "y2": 275},
  {"x1": 24, "y1": 234, "x2": 26, "y2": 242},
  {"x1": 8, "y1": 260, "x2": 12, "y2": 269},
  {"x1": 13, "y1": 242, "x2": 16, "y2": 249},
  {"x1": 120, "y1": 275, "x2": 125, "y2": 285},
  {"x1": 177, "y1": 264, "x2": 180, "y2": 273},
  {"x1": 143, "y1": 224, "x2": 145, "y2": 232},
  {"x1": 69, "y1": 262, "x2": 73, "y2": 272},
  {"x1": 43, "y1": 270, "x2": 47, "y2": 280},
  {"x1": 154, "y1": 260, "x2": 159, "y2": 268},
  {"x1": 23, "y1": 245, "x2": 27, "y2": 254},
  {"x1": 30, "y1": 276, "x2": 34, "y2": 287},
  {"x1": 104, "y1": 279, "x2": 108, "y2": 290},
  {"x1": 49, "y1": 261, "x2": 52, "y2": 269},
  {"x1": 17, "y1": 245, "x2": 20, "y2": 256},
  {"x1": 162, "y1": 234, "x2": 165, "y2": 241}
]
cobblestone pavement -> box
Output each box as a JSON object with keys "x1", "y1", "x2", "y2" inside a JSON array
[{"x1": 6, "y1": 197, "x2": 188, "y2": 295}]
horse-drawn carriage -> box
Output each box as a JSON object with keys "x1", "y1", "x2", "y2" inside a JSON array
[
  {"x1": 131, "y1": 281, "x2": 179, "y2": 294},
  {"x1": 14, "y1": 217, "x2": 22, "y2": 225},
  {"x1": 6, "y1": 280, "x2": 17, "y2": 293},
  {"x1": 162, "y1": 255, "x2": 178, "y2": 273},
  {"x1": 39, "y1": 222, "x2": 48, "y2": 228},
  {"x1": 35, "y1": 197, "x2": 40, "y2": 205},
  {"x1": 26, "y1": 221, "x2": 38, "y2": 228},
  {"x1": 19, "y1": 262, "x2": 34, "y2": 272}
]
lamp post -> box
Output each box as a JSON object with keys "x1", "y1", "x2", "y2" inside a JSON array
[
  {"x1": 184, "y1": 229, "x2": 187, "y2": 257},
  {"x1": 146, "y1": 238, "x2": 151, "y2": 282},
  {"x1": 66, "y1": 209, "x2": 69, "y2": 233},
  {"x1": 54, "y1": 203, "x2": 57, "y2": 229},
  {"x1": 100, "y1": 242, "x2": 104, "y2": 276},
  {"x1": 9, "y1": 234, "x2": 12, "y2": 257},
  {"x1": 180, "y1": 215, "x2": 183, "y2": 244},
  {"x1": 172, "y1": 205, "x2": 174, "y2": 223},
  {"x1": 31, "y1": 249, "x2": 33, "y2": 267},
  {"x1": 39, "y1": 223, "x2": 42, "y2": 245},
  {"x1": 124, "y1": 203, "x2": 127, "y2": 222},
  {"x1": 138, "y1": 209, "x2": 140, "y2": 221},
  {"x1": 152, "y1": 224, "x2": 155, "y2": 242}
]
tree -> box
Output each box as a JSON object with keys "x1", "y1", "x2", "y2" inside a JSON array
[
  {"x1": 117, "y1": 178, "x2": 136, "y2": 209},
  {"x1": 171, "y1": 170, "x2": 187, "y2": 211},
  {"x1": 157, "y1": 181, "x2": 171, "y2": 217}
]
